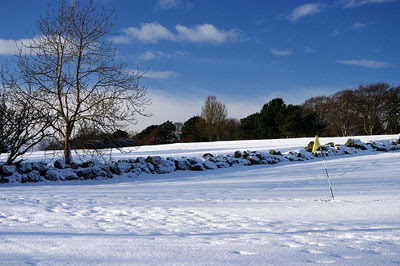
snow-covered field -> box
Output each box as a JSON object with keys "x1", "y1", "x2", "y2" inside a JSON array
[{"x1": 1, "y1": 135, "x2": 400, "y2": 265}]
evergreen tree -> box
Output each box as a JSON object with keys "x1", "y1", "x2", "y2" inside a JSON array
[
  {"x1": 258, "y1": 98, "x2": 286, "y2": 138},
  {"x1": 235, "y1": 113, "x2": 260, "y2": 140},
  {"x1": 180, "y1": 116, "x2": 208, "y2": 142},
  {"x1": 135, "y1": 121, "x2": 178, "y2": 145},
  {"x1": 235, "y1": 98, "x2": 325, "y2": 140}
]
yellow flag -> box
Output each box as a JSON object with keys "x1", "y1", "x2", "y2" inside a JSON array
[{"x1": 312, "y1": 135, "x2": 321, "y2": 155}]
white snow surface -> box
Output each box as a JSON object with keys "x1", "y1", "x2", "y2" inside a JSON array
[
  {"x1": 1, "y1": 135, "x2": 400, "y2": 265},
  {"x1": 7, "y1": 135, "x2": 397, "y2": 163}
]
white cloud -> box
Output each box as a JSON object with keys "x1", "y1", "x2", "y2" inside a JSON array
[
  {"x1": 330, "y1": 21, "x2": 373, "y2": 37},
  {"x1": 351, "y1": 22, "x2": 368, "y2": 29},
  {"x1": 138, "y1": 50, "x2": 187, "y2": 61},
  {"x1": 142, "y1": 70, "x2": 179, "y2": 79},
  {"x1": 175, "y1": 24, "x2": 239, "y2": 44},
  {"x1": 113, "y1": 22, "x2": 239, "y2": 44},
  {"x1": 304, "y1": 46, "x2": 315, "y2": 54},
  {"x1": 128, "y1": 69, "x2": 179, "y2": 79},
  {"x1": 156, "y1": 0, "x2": 180, "y2": 9},
  {"x1": 138, "y1": 51, "x2": 159, "y2": 61},
  {"x1": 337, "y1": 59, "x2": 391, "y2": 68},
  {"x1": 109, "y1": 35, "x2": 131, "y2": 44},
  {"x1": 0, "y1": 38, "x2": 33, "y2": 55},
  {"x1": 343, "y1": 0, "x2": 396, "y2": 8},
  {"x1": 155, "y1": 0, "x2": 193, "y2": 11},
  {"x1": 269, "y1": 48, "x2": 293, "y2": 56},
  {"x1": 288, "y1": 3, "x2": 322, "y2": 21},
  {"x1": 0, "y1": 39, "x2": 18, "y2": 55},
  {"x1": 121, "y1": 23, "x2": 175, "y2": 43}
]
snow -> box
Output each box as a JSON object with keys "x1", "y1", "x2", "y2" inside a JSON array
[
  {"x1": 1, "y1": 135, "x2": 400, "y2": 265},
  {"x1": 4, "y1": 134, "x2": 397, "y2": 164}
]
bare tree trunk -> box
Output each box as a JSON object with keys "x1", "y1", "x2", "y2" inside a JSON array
[
  {"x1": 64, "y1": 123, "x2": 73, "y2": 164},
  {"x1": 341, "y1": 125, "x2": 348, "y2": 137}
]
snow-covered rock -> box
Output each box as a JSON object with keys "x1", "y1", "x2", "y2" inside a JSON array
[
  {"x1": 76, "y1": 167, "x2": 110, "y2": 180},
  {"x1": 53, "y1": 159, "x2": 66, "y2": 169},
  {"x1": 146, "y1": 156, "x2": 163, "y2": 166},
  {"x1": 216, "y1": 161, "x2": 230, "y2": 168},
  {"x1": 112, "y1": 161, "x2": 133, "y2": 175},
  {"x1": 32, "y1": 162, "x2": 48, "y2": 175},
  {"x1": 188, "y1": 158, "x2": 206, "y2": 171},
  {"x1": 366, "y1": 141, "x2": 389, "y2": 151},
  {"x1": 246, "y1": 155, "x2": 261, "y2": 164},
  {"x1": 0, "y1": 165, "x2": 15, "y2": 177},
  {"x1": 44, "y1": 169, "x2": 61, "y2": 181},
  {"x1": 269, "y1": 149, "x2": 282, "y2": 156},
  {"x1": 146, "y1": 162, "x2": 155, "y2": 173},
  {"x1": 16, "y1": 162, "x2": 33, "y2": 174},
  {"x1": 345, "y1": 138, "x2": 368, "y2": 150},
  {"x1": 203, "y1": 159, "x2": 218, "y2": 170},
  {"x1": 59, "y1": 168, "x2": 79, "y2": 181},
  {"x1": 136, "y1": 157, "x2": 146, "y2": 164},
  {"x1": 176, "y1": 158, "x2": 190, "y2": 170},
  {"x1": 26, "y1": 170, "x2": 43, "y2": 182},
  {"x1": 155, "y1": 159, "x2": 176, "y2": 174},
  {"x1": 234, "y1": 150, "x2": 242, "y2": 158}
]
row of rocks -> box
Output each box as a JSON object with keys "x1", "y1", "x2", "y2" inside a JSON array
[{"x1": 1, "y1": 138, "x2": 399, "y2": 184}]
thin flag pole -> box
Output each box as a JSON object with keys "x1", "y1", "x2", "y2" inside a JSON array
[
  {"x1": 312, "y1": 135, "x2": 335, "y2": 200},
  {"x1": 320, "y1": 148, "x2": 335, "y2": 200}
]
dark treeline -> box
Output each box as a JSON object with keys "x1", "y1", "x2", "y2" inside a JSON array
[
  {"x1": 40, "y1": 126, "x2": 136, "y2": 151},
  {"x1": 134, "y1": 121, "x2": 179, "y2": 145},
  {"x1": 133, "y1": 82, "x2": 399, "y2": 145},
  {"x1": 302, "y1": 82, "x2": 400, "y2": 136},
  {"x1": 235, "y1": 98, "x2": 324, "y2": 139},
  {"x1": 133, "y1": 96, "x2": 324, "y2": 144}
]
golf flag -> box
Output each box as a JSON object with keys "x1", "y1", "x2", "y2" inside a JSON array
[
  {"x1": 312, "y1": 135, "x2": 321, "y2": 155},
  {"x1": 311, "y1": 135, "x2": 335, "y2": 200}
]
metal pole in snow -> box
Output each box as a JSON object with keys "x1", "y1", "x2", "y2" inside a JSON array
[{"x1": 320, "y1": 150, "x2": 335, "y2": 200}]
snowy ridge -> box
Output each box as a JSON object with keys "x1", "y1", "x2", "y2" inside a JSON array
[{"x1": 1, "y1": 137, "x2": 399, "y2": 184}]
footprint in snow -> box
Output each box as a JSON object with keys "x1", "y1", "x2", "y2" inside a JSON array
[
  {"x1": 315, "y1": 259, "x2": 337, "y2": 264},
  {"x1": 24, "y1": 257, "x2": 40, "y2": 266},
  {"x1": 303, "y1": 249, "x2": 324, "y2": 254},
  {"x1": 232, "y1": 251, "x2": 257, "y2": 255},
  {"x1": 45, "y1": 208, "x2": 56, "y2": 213},
  {"x1": 363, "y1": 249, "x2": 381, "y2": 255},
  {"x1": 342, "y1": 255, "x2": 362, "y2": 259},
  {"x1": 281, "y1": 241, "x2": 302, "y2": 248},
  {"x1": 205, "y1": 240, "x2": 225, "y2": 245}
]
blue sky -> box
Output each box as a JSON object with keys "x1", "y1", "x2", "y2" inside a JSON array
[{"x1": 1, "y1": 0, "x2": 399, "y2": 131}]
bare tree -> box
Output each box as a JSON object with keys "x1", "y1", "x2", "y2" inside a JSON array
[
  {"x1": 220, "y1": 118, "x2": 239, "y2": 141},
  {"x1": 328, "y1": 90, "x2": 360, "y2": 136},
  {"x1": 302, "y1": 82, "x2": 399, "y2": 136},
  {"x1": 201, "y1": 95, "x2": 228, "y2": 141},
  {"x1": 353, "y1": 83, "x2": 388, "y2": 135},
  {"x1": 3, "y1": 0, "x2": 149, "y2": 164},
  {"x1": 383, "y1": 86, "x2": 400, "y2": 134},
  {"x1": 0, "y1": 87, "x2": 50, "y2": 165}
]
